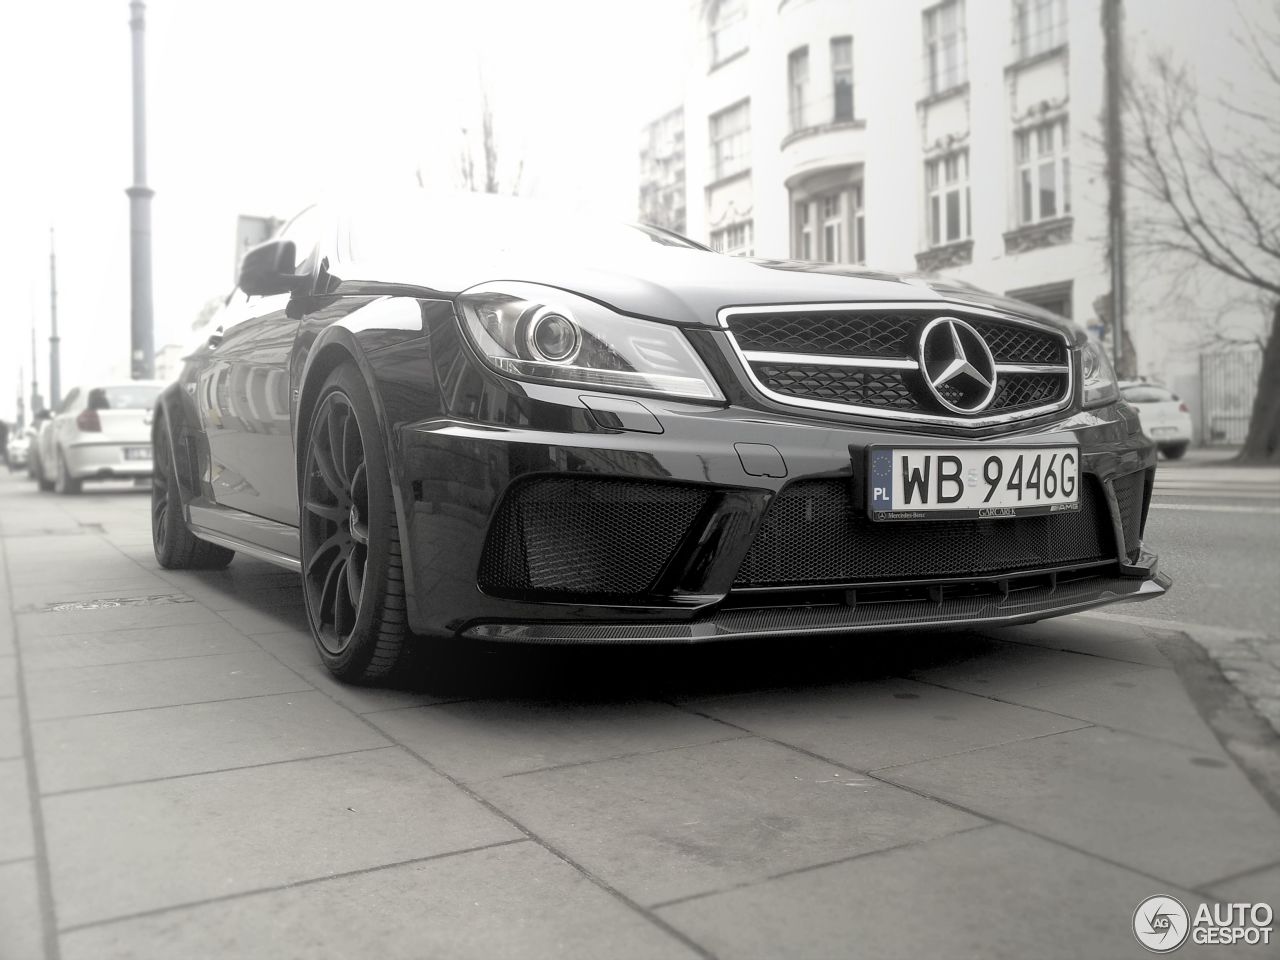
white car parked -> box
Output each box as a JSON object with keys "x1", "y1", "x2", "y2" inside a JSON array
[
  {"x1": 34, "y1": 381, "x2": 165, "y2": 494},
  {"x1": 1120, "y1": 381, "x2": 1193, "y2": 459}
]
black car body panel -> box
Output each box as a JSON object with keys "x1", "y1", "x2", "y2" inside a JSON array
[{"x1": 157, "y1": 196, "x2": 1167, "y2": 647}]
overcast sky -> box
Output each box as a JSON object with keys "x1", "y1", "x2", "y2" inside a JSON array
[{"x1": 0, "y1": 0, "x2": 688, "y2": 421}]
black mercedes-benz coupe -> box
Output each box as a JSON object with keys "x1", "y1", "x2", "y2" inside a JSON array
[{"x1": 152, "y1": 192, "x2": 1168, "y2": 682}]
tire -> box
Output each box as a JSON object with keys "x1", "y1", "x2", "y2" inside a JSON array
[
  {"x1": 151, "y1": 417, "x2": 235, "y2": 570},
  {"x1": 35, "y1": 453, "x2": 54, "y2": 492},
  {"x1": 1161, "y1": 443, "x2": 1188, "y2": 460},
  {"x1": 299, "y1": 364, "x2": 409, "y2": 683},
  {"x1": 54, "y1": 448, "x2": 82, "y2": 495}
]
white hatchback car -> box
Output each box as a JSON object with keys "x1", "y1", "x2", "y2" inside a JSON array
[
  {"x1": 1120, "y1": 381, "x2": 1193, "y2": 459},
  {"x1": 34, "y1": 381, "x2": 165, "y2": 494}
]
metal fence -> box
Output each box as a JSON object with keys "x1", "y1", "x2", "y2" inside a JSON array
[{"x1": 1199, "y1": 348, "x2": 1263, "y2": 445}]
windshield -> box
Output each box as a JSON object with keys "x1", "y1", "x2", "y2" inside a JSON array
[
  {"x1": 88, "y1": 385, "x2": 163, "y2": 411},
  {"x1": 344, "y1": 192, "x2": 704, "y2": 266}
]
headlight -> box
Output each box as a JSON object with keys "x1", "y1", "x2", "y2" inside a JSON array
[
  {"x1": 456, "y1": 281, "x2": 724, "y2": 401},
  {"x1": 1081, "y1": 340, "x2": 1119, "y2": 408}
]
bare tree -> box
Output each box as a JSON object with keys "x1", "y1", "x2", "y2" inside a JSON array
[
  {"x1": 1123, "y1": 2, "x2": 1280, "y2": 462},
  {"x1": 457, "y1": 88, "x2": 523, "y2": 196}
]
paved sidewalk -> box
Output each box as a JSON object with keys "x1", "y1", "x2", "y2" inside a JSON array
[{"x1": 2, "y1": 473, "x2": 1278, "y2": 959}]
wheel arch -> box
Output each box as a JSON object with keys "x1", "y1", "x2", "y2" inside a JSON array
[
  {"x1": 153, "y1": 384, "x2": 199, "y2": 505},
  {"x1": 295, "y1": 331, "x2": 420, "y2": 624}
]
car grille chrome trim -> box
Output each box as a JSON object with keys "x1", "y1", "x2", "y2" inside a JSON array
[{"x1": 719, "y1": 301, "x2": 1075, "y2": 427}]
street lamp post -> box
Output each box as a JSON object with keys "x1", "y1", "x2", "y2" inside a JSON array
[
  {"x1": 49, "y1": 227, "x2": 61, "y2": 409},
  {"x1": 126, "y1": 0, "x2": 155, "y2": 380}
]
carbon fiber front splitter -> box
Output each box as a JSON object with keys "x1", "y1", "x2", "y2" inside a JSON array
[{"x1": 461, "y1": 569, "x2": 1171, "y2": 645}]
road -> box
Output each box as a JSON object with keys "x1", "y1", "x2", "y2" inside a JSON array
[
  {"x1": 1143, "y1": 449, "x2": 1280, "y2": 636},
  {"x1": 1, "y1": 458, "x2": 1277, "y2": 960}
]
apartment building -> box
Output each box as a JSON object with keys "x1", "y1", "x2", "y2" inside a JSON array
[{"x1": 657, "y1": 0, "x2": 1156, "y2": 365}]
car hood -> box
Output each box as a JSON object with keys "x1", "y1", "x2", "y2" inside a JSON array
[{"x1": 347, "y1": 243, "x2": 1084, "y2": 342}]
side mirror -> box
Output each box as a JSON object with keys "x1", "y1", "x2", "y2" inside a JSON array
[
  {"x1": 34, "y1": 409, "x2": 51, "y2": 422},
  {"x1": 238, "y1": 239, "x2": 305, "y2": 296}
]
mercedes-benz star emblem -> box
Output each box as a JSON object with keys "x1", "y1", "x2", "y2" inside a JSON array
[{"x1": 917, "y1": 316, "x2": 999, "y2": 414}]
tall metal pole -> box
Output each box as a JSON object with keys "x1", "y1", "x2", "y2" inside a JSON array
[
  {"x1": 127, "y1": 0, "x2": 155, "y2": 380},
  {"x1": 30, "y1": 325, "x2": 42, "y2": 414},
  {"x1": 1102, "y1": 0, "x2": 1127, "y2": 376},
  {"x1": 49, "y1": 227, "x2": 61, "y2": 409},
  {"x1": 16, "y1": 366, "x2": 25, "y2": 430}
]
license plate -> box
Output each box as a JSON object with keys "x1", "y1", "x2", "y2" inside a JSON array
[
  {"x1": 1149, "y1": 426, "x2": 1178, "y2": 436},
  {"x1": 123, "y1": 446, "x2": 151, "y2": 461},
  {"x1": 868, "y1": 446, "x2": 1080, "y2": 520}
]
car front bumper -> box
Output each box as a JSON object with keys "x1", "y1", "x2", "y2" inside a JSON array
[{"x1": 391, "y1": 384, "x2": 1164, "y2": 641}]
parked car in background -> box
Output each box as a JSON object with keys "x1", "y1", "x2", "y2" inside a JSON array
[
  {"x1": 7, "y1": 432, "x2": 30, "y2": 472},
  {"x1": 150, "y1": 192, "x2": 1169, "y2": 684},
  {"x1": 1119, "y1": 381, "x2": 1193, "y2": 459},
  {"x1": 34, "y1": 382, "x2": 164, "y2": 494}
]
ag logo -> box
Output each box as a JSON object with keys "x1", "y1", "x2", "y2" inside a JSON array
[{"x1": 1134, "y1": 895, "x2": 1190, "y2": 953}]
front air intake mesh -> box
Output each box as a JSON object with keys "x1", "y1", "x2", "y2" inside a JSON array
[
  {"x1": 733, "y1": 476, "x2": 1115, "y2": 588},
  {"x1": 479, "y1": 477, "x2": 710, "y2": 597}
]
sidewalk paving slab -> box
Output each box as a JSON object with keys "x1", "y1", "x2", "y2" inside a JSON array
[
  {"x1": 34, "y1": 690, "x2": 392, "y2": 794},
  {"x1": 882, "y1": 725, "x2": 1280, "y2": 890},
  {"x1": 0, "y1": 758, "x2": 35, "y2": 862},
  {"x1": 0, "y1": 694, "x2": 19, "y2": 759},
  {"x1": 58, "y1": 841, "x2": 703, "y2": 960},
  {"x1": 0, "y1": 657, "x2": 15, "y2": 698},
  {"x1": 23, "y1": 650, "x2": 311, "y2": 720},
  {"x1": 0, "y1": 859, "x2": 43, "y2": 960},
  {"x1": 657, "y1": 824, "x2": 1234, "y2": 960},
  {"x1": 475, "y1": 735, "x2": 983, "y2": 907},
  {"x1": 369, "y1": 697, "x2": 745, "y2": 783},
  {"x1": 906, "y1": 635, "x2": 1154, "y2": 698},
  {"x1": 253, "y1": 629, "x2": 454, "y2": 714},
  {"x1": 976, "y1": 663, "x2": 1227, "y2": 754},
  {"x1": 998, "y1": 615, "x2": 1176, "y2": 667},
  {"x1": 19, "y1": 622, "x2": 259, "y2": 672},
  {"x1": 44, "y1": 746, "x2": 522, "y2": 929},
  {"x1": 15, "y1": 599, "x2": 224, "y2": 641},
  {"x1": 680, "y1": 676, "x2": 1088, "y2": 772}
]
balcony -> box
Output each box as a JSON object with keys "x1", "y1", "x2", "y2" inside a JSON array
[{"x1": 780, "y1": 92, "x2": 867, "y2": 185}]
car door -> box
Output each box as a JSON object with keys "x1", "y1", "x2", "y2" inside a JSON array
[{"x1": 197, "y1": 206, "x2": 329, "y2": 525}]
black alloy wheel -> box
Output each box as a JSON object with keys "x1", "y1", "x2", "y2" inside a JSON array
[
  {"x1": 300, "y1": 365, "x2": 408, "y2": 682},
  {"x1": 151, "y1": 417, "x2": 234, "y2": 569}
]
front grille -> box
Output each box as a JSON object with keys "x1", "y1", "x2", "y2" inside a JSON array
[
  {"x1": 479, "y1": 476, "x2": 709, "y2": 598},
  {"x1": 726, "y1": 306, "x2": 1071, "y2": 422},
  {"x1": 754, "y1": 365, "x2": 917, "y2": 409},
  {"x1": 733, "y1": 476, "x2": 1115, "y2": 588},
  {"x1": 1111, "y1": 470, "x2": 1148, "y2": 561}
]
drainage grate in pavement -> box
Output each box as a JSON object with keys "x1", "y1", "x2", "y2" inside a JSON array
[{"x1": 38, "y1": 594, "x2": 196, "y2": 613}]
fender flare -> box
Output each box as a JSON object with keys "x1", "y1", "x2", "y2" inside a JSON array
[{"x1": 294, "y1": 323, "x2": 421, "y2": 621}]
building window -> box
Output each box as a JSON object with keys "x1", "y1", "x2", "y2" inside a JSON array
[
  {"x1": 1013, "y1": 0, "x2": 1066, "y2": 60},
  {"x1": 795, "y1": 202, "x2": 813, "y2": 259},
  {"x1": 1015, "y1": 118, "x2": 1070, "y2": 225},
  {"x1": 710, "y1": 101, "x2": 750, "y2": 181},
  {"x1": 788, "y1": 47, "x2": 809, "y2": 132},
  {"x1": 926, "y1": 150, "x2": 970, "y2": 246},
  {"x1": 1008, "y1": 280, "x2": 1073, "y2": 319},
  {"x1": 923, "y1": 0, "x2": 965, "y2": 96},
  {"x1": 708, "y1": 0, "x2": 748, "y2": 68},
  {"x1": 711, "y1": 221, "x2": 754, "y2": 257},
  {"x1": 792, "y1": 183, "x2": 864, "y2": 264},
  {"x1": 831, "y1": 37, "x2": 854, "y2": 122}
]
